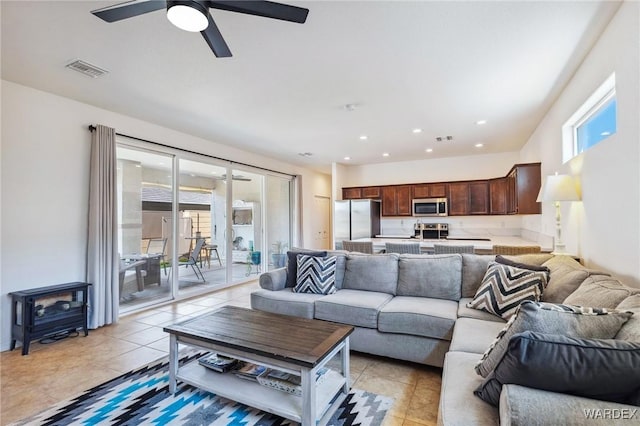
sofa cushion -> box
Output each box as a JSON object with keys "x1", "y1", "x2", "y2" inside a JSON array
[
  {"x1": 467, "y1": 261, "x2": 548, "y2": 320},
  {"x1": 541, "y1": 255, "x2": 603, "y2": 303},
  {"x1": 438, "y1": 351, "x2": 498, "y2": 426},
  {"x1": 293, "y1": 255, "x2": 337, "y2": 295},
  {"x1": 461, "y1": 254, "x2": 495, "y2": 298},
  {"x1": 475, "y1": 331, "x2": 640, "y2": 407},
  {"x1": 616, "y1": 294, "x2": 640, "y2": 342},
  {"x1": 285, "y1": 249, "x2": 327, "y2": 288},
  {"x1": 564, "y1": 274, "x2": 640, "y2": 309},
  {"x1": 250, "y1": 288, "x2": 325, "y2": 319},
  {"x1": 475, "y1": 301, "x2": 633, "y2": 378},
  {"x1": 500, "y1": 384, "x2": 640, "y2": 426},
  {"x1": 501, "y1": 253, "x2": 553, "y2": 266},
  {"x1": 343, "y1": 253, "x2": 399, "y2": 295},
  {"x1": 449, "y1": 317, "x2": 506, "y2": 354},
  {"x1": 378, "y1": 296, "x2": 458, "y2": 340},
  {"x1": 396, "y1": 254, "x2": 462, "y2": 300},
  {"x1": 314, "y1": 289, "x2": 393, "y2": 328},
  {"x1": 457, "y1": 298, "x2": 506, "y2": 323}
]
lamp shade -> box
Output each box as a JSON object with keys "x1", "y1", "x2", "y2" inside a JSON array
[{"x1": 536, "y1": 174, "x2": 580, "y2": 202}]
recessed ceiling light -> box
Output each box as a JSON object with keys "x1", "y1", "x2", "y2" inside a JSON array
[
  {"x1": 425, "y1": 148, "x2": 433, "y2": 153},
  {"x1": 190, "y1": 173, "x2": 196, "y2": 177},
  {"x1": 475, "y1": 143, "x2": 484, "y2": 148},
  {"x1": 382, "y1": 152, "x2": 389, "y2": 157},
  {"x1": 476, "y1": 120, "x2": 487, "y2": 125},
  {"x1": 344, "y1": 156, "x2": 351, "y2": 161},
  {"x1": 412, "y1": 128, "x2": 422, "y2": 134},
  {"x1": 134, "y1": 164, "x2": 141, "y2": 168},
  {"x1": 359, "y1": 135, "x2": 368, "y2": 140}
]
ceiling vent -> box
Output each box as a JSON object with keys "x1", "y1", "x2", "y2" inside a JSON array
[
  {"x1": 65, "y1": 59, "x2": 109, "y2": 78},
  {"x1": 435, "y1": 136, "x2": 454, "y2": 142}
]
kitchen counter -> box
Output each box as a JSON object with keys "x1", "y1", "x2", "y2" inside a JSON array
[{"x1": 357, "y1": 235, "x2": 552, "y2": 253}]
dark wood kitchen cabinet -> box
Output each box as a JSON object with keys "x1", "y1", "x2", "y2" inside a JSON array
[
  {"x1": 342, "y1": 187, "x2": 362, "y2": 199},
  {"x1": 361, "y1": 186, "x2": 381, "y2": 199},
  {"x1": 381, "y1": 185, "x2": 412, "y2": 216},
  {"x1": 507, "y1": 164, "x2": 541, "y2": 214},
  {"x1": 489, "y1": 178, "x2": 508, "y2": 215},
  {"x1": 412, "y1": 183, "x2": 447, "y2": 199},
  {"x1": 449, "y1": 181, "x2": 488, "y2": 215}
]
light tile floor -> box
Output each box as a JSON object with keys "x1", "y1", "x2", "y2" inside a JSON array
[{"x1": 0, "y1": 281, "x2": 441, "y2": 426}]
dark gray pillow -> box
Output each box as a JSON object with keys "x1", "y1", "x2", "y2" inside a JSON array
[
  {"x1": 475, "y1": 331, "x2": 640, "y2": 406},
  {"x1": 495, "y1": 255, "x2": 551, "y2": 275},
  {"x1": 475, "y1": 301, "x2": 633, "y2": 377},
  {"x1": 285, "y1": 249, "x2": 326, "y2": 288}
]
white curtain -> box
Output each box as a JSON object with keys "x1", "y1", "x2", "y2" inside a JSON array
[{"x1": 87, "y1": 124, "x2": 119, "y2": 328}]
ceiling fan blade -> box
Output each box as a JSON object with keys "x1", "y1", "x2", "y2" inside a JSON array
[
  {"x1": 201, "y1": 13, "x2": 232, "y2": 57},
  {"x1": 91, "y1": 0, "x2": 167, "y2": 23},
  {"x1": 208, "y1": 1, "x2": 308, "y2": 24}
]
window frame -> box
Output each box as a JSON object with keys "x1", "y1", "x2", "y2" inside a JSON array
[{"x1": 562, "y1": 72, "x2": 616, "y2": 163}]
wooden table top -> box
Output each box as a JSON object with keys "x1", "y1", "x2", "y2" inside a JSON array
[{"x1": 164, "y1": 306, "x2": 353, "y2": 368}]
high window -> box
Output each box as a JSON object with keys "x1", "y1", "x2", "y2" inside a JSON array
[{"x1": 562, "y1": 73, "x2": 616, "y2": 163}]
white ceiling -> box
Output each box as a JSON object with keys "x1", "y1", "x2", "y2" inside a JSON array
[{"x1": 1, "y1": 1, "x2": 621, "y2": 173}]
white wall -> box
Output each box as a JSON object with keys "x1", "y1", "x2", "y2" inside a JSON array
[
  {"x1": 520, "y1": 1, "x2": 639, "y2": 287},
  {"x1": 0, "y1": 80, "x2": 330, "y2": 351},
  {"x1": 340, "y1": 151, "x2": 520, "y2": 187}
]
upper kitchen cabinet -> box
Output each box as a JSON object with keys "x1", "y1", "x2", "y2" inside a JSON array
[
  {"x1": 448, "y1": 181, "x2": 489, "y2": 216},
  {"x1": 507, "y1": 163, "x2": 542, "y2": 214},
  {"x1": 343, "y1": 186, "x2": 380, "y2": 200},
  {"x1": 412, "y1": 183, "x2": 447, "y2": 199},
  {"x1": 342, "y1": 187, "x2": 362, "y2": 199},
  {"x1": 382, "y1": 185, "x2": 412, "y2": 216},
  {"x1": 489, "y1": 178, "x2": 508, "y2": 215}
]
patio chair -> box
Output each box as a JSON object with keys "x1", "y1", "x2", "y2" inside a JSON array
[
  {"x1": 146, "y1": 237, "x2": 168, "y2": 275},
  {"x1": 170, "y1": 238, "x2": 206, "y2": 282},
  {"x1": 119, "y1": 257, "x2": 146, "y2": 298},
  {"x1": 385, "y1": 242, "x2": 421, "y2": 254},
  {"x1": 433, "y1": 244, "x2": 475, "y2": 254},
  {"x1": 342, "y1": 241, "x2": 374, "y2": 254}
]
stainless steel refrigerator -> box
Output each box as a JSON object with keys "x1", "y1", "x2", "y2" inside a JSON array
[{"x1": 334, "y1": 199, "x2": 381, "y2": 248}]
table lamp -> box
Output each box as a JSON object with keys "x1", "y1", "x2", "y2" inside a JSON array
[{"x1": 537, "y1": 173, "x2": 581, "y2": 254}]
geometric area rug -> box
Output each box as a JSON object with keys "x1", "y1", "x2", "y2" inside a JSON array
[{"x1": 12, "y1": 351, "x2": 393, "y2": 426}]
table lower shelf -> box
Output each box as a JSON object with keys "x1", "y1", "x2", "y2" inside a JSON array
[{"x1": 177, "y1": 361, "x2": 347, "y2": 423}]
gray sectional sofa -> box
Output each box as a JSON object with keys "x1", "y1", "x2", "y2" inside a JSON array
[{"x1": 250, "y1": 250, "x2": 640, "y2": 425}]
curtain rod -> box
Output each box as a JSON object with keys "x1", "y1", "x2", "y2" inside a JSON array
[{"x1": 88, "y1": 125, "x2": 295, "y2": 178}]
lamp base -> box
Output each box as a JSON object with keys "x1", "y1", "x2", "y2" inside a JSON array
[{"x1": 552, "y1": 242, "x2": 568, "y2": 255}]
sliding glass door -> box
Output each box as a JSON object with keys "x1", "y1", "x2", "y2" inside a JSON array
[
  {"x1": 116, "y1": 140, "x2": 296, "y2": 313},
  {"x1": 175, "y1": 159, "x2": 228, "y2": 297},
  {"x1": 116, "y1": 146, "x2": 174, "y2": 312}
]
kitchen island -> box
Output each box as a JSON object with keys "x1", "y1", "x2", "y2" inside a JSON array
[{"x1": 353, "y1": 235, "x2": 552, "y2": 254}]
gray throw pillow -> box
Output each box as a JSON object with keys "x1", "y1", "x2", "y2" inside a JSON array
[
  {"x1": 475, "y1": 331, "x2": 640, "y2": 407},
  {"x1": 396, "y1": 254, "x2": 462, "y2": 300},
  {"x1": 564, "y1": 275, "x2": 640, "y2": 309},
  {"x1": 285, "y1": 249, "x2": 326, "y2": 288},
  {"x1": 475, "y1": 301, "x2": 633, "y2": 378},
  {"x1": 467, "y1": 261, "x2": 548, "y2": 320}
]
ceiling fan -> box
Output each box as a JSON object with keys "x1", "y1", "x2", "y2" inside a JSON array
[{"x1": 91, "y1": 0, "x2": 309, "y2": 58}]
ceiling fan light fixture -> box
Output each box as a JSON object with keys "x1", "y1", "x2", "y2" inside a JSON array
[{"x1": 167, "y1": 1, "x2": 209, "y2": 32}]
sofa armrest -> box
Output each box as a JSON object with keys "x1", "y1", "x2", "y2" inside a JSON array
[
  {"x1": 500, "y1": 384, "x2": 639, "y2": 426},
  {"x1": 259, "y1": 267, "x2": 288, "y2": 291}
]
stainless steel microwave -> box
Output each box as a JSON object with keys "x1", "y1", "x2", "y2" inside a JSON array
[{"x1": 412, "y1": 198, "x2": 448, "y2": 217}]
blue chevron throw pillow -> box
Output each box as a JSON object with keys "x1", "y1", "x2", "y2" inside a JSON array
[
  {"x1": 467, "y1": 261, "x2": 549, "y2": 320},
  {"x1": 293, "y1": 255, "x2": 337, "y2": 295}
]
